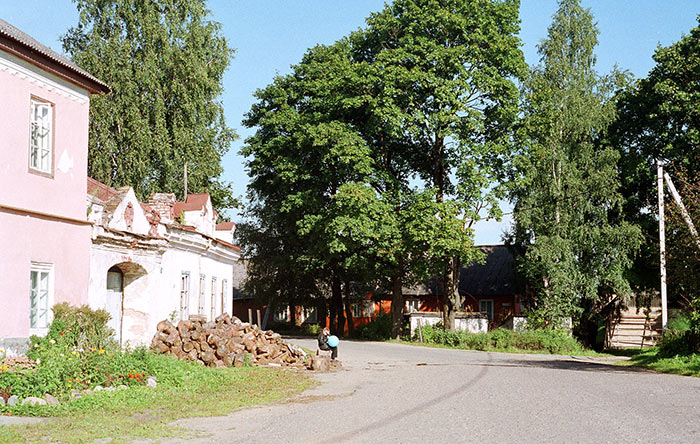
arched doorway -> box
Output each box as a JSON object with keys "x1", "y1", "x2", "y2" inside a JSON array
[{"x1": 106, "y1": 265, "x2": 124, "y2": 345}]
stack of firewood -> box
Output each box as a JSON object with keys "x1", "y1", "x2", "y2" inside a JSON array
[{"x1": 150, "y1": 313, "x2": 308, "y2": 368}]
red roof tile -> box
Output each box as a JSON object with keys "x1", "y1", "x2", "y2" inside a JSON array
[
  {"x1": 216, "y1": 222, "x2": 236, "y2": 231},
  {"x1": 87, "y1": 177, "x2": 119, "y2": 202}
]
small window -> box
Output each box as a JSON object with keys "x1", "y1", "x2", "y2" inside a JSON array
[
  {"x1": 362, "y1": 300, "x2": 374, "y2": 318},
  {"x1": 479, "y1": 299, "x2": 494, "y2": 321},
  {"x1": 198, "y1": 274, "x2": 206, "y2": 316},
  {"x1": 29, "y1": 99, "x2": 53, "y2": 174},
  {"x1": 210, "y1": 277, "x2": 217, "y2": 321},
  {"x1": 405, "y1": 299, "x2": 420, "y2": 313},
  {"x1": 180, "y1": 272, "x2": 190, "y2": 320},
  {"x1": 30, "y1": 262, "x2": 53, "y2": 335},
  {"x1": 351, "y1": 303, "x2": 362, "y2": 318},
  {"x1": 221, "y1": 279, "x2": 228, "y2": 315}
]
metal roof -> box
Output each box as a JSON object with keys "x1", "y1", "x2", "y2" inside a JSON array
[{"x1": 0, "y1": 18, "x2": 109, "y2": 92}]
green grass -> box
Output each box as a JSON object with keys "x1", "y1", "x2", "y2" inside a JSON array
[
  {"x1": 614, "y1": 347, "x2": 700, "y2": 377},
  {"x1": 394, "y1": 338, "x2": 609, "y2": 356},
  {"x1": 407, "y1": 326, "x2": 590, "y2": 355},
  {"x1": 0, "y1": 358, "x2": 313, "y2": 443}
]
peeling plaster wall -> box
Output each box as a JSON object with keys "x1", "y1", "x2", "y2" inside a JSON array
[{"x1": 88, "y1": 228, "x2": 239, "y2": 347}]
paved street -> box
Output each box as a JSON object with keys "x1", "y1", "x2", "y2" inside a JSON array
[{"x1": 167, "y1": 339, "x2": 700, "y2": 444}]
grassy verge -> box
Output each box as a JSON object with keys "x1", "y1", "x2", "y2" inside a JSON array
[
  {"x1": 404, "y1": 326, "x2": 591, "y2": 355},
  {"x1": 393, "y1": 338, "x2": 608, "y2": 356},
  {"x1": 613, "y1": 348, "x2": 700, "y2": 376},
  {"x1": 0, "y1": 357, "x2": 313, "y2": 444}
]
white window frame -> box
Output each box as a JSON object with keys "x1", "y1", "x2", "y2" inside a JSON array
[
  {"x1": 362, "y1": 300, "x2": 374, "y2": 318},
  {"x1": 351, "y1": 303, "x2": 362, "y2": 319},
  {"x1": 405, "y1": 298, "x2": 420, "y2": 314},
  {"x1": 198, "y1": 274, "x2": 206, "y2": 316},
  {"x1": 221, "y1": 279, "x2": 228, "y2": 315},
  {"x1": 180, "y1": 272, "x2": 190, "y2": 320},
  {"x1": 29, "y1": 98, "x2": 54, "y2": 175},
  {"x1": 210, "y1": 277, "x2": 217, "y2": 321},
  {"x1": 479, "y1": 299, "x2": 494, "y2": 321},
  {"x1": 30, "y1": 262, "x2": 54, "y2": 336}
]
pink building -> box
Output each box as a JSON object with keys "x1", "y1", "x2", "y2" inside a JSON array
[{"x1": 0, "y1": 20, "x2": 109, "y2": 353}]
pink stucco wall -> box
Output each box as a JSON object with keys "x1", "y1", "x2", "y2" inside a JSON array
[
  {"x1": 0, "y1": 54, "x2": 90, "y2": 219},
  {"x1": 0, "y1": 51, "x2": 92, "y2": 340},
  {"x1": 0, "y1": 212, "x2": 91, "y2": 338}
]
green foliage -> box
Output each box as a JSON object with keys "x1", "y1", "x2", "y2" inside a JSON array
[
  {"x1": 416, "y1": 326, "x2": 585, "y2": 355},
  {"x1": 355, "y1": 314, "x2": 392, "y2": 341},
  {"x1": 0, "y1": 363, "x2": 311, "y2": 444},
  {"x1": 62, "y1": 0, "x2": 237, "y2": 209},
  {"x1": 509, "y1": 0, "x2": 642, "y2": 325},
  {"x1": 610, "y1": 18, "x2": 700, "y2": 307},
  {"x1": 241, "y1": 0, "x2": 525, "y2": 333},
  {"x1": 38, "y1": 303, "x2": 115, "y2": 350}
]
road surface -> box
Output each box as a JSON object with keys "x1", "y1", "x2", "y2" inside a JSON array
[{"x1": 166, "y1": 338, "x2": 700, "y2": 443}]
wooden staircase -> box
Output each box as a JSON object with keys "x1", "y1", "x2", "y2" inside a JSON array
[{"x1": 608, "y1": 311, "x2": 662, "y2": 349}]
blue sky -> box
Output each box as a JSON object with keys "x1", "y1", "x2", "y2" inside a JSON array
[{"x1": 3, "y1": 0, "x2": 699, "y2": 243}]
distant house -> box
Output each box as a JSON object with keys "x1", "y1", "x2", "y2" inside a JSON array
[
  {"x1": 460, "y1": 245, "x2": 523, "y2": 324},
  {"x1": 0, "y1": 20, "x2": 109, "y2": 354},
  {"x1": 87, "y1": 179, "x2": 242, "y2": 346},
  {"x1": 269, "y1": 245, "x2": 523, "y2": 334}
]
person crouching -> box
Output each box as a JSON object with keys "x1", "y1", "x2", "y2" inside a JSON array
[{"x1": 317, "y1": 327, "x2": 337, "y2": 360}]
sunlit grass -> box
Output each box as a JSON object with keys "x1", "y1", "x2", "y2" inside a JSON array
[{"x1": 0, "y1": 362, "x2": 313, "y2": 444}]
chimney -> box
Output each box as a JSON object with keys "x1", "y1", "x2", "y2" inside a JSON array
[{"x1": 148, "y1": 193, "x2": 176, "y2": 224}]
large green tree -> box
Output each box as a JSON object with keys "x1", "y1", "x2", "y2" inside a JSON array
[
  {"x1": 611, "y1": 20, "x2": 700, "y2": 311},
  {"x1": 242, "y1": 0, "x2": 525, "y2": 335},
  {"x1": 352, "y1": 0, "x2": 525, "y2": 329},
  {"x1": 63, "y1": 0, "x2": 237, "y2": 208},
  {"x1": 509, "y1": 0, "x2": 642, "y2": 330}
]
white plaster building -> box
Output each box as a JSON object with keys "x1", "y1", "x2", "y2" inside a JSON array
[{"x1": 86, "y1": 178, "x2": 241, "y2": 346}]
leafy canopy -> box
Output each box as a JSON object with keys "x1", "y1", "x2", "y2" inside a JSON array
[{"x1": 63, "y1": 0, "x2": 237, "y2": 209}]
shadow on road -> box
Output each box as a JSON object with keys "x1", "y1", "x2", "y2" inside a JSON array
[
  {"x1": 461, "y1": 357, "x2": 653, "y2": 374},
  {"x1": 318, "y1": 352, "x2": 492, "y2": 444}
]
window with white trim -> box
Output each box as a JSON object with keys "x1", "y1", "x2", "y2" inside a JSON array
[
  {"x1": 180, "y1": 272, "x2": 190, "y2": 320},
  {"x1": 29, "y1": 99, "x2": 53, "y2": 174},
  {"x1": 221, "y1": 279, "x2": 228, "y2": 315},
  {"x1": 30, "y1": 262, "x2": 54, "y2": 335},
  {"x1": 479, "y1": 299, "x2": 494, "y2": 321},
  {"x1": 198, "y1": 274, "x2": 206, "y2": 316},
  {"x1": 405, "y1": 298, "x2": 420, "y2": 313},
  {"x1": 210, "y1": 277, "x2": 217, "y2": 321}
]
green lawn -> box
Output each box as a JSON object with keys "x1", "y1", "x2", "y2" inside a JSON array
[
  {"x1": 613, "y1": 348, "x2": 700, "y2": 377},
  {"x1": 0, "y1": 365, "x2": 313, "y2": 444}
]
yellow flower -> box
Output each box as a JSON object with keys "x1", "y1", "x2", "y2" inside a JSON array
[
  {"x1": 0, "y1": 365, "x2": 8, "y2": 372},
  {"x1": 98, "y1": 349, "x2": 105, "y2": 355},
  {"x1": 49, "y1": 339, "x2": 56, "y2": 344},
  {"x1": 68, "y1": 357, "x2": 72, "y2": 361}
]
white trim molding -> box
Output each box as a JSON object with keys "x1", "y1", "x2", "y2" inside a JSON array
[{"x1": 0, "y1": 50, "x2": 89, "y2": 104}]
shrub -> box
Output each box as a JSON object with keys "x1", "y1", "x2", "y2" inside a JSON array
[
  {"x1": 356, "y1": 314, "x2": 392, "y2": 340},
  {"x1": 415, "y1": 325, "x2": 584, "y2": 354}
]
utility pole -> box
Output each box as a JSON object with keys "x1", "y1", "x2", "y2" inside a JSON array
[
  {"x1": 664, "y1": 171, "x2": 700, "y2": 253},
  {"x1": 657, "y1": 159, "x2": 668, "y2": 331}
]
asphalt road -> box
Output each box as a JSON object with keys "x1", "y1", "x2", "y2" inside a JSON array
[{"x1": 166, "y1": 339, "x2": 700, "y2": 444}]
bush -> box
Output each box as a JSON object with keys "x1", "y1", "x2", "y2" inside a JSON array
[
  {"x1": 1, "y1": 304, "x2": 163, "y2": 402},
  {"x1": 415, "y1": 325, "x2": 584, "y2": 354},
  {"x1": 355, "y1": 314, "x2": 392, "y2": 340}
]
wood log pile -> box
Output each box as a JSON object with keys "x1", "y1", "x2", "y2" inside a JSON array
[{"x1": 151, "y1": 313, "x2": 308, "y2": 368}]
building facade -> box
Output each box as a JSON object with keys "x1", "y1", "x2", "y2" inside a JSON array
[
  {"x1": 0, "y1": 20, "x2": 109, "y2": 353},
  {"x1": 87, "y1": 180, "x2": 241, "y2": 347}
]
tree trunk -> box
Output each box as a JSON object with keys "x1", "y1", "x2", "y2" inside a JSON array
[
  {"x1": 390, "y1": 265, "x2": 404, "y2": 340},
  {"x1": 441, "y1": 258, "x2": 458, "y2": 331},
  {"x1": 289, "y1": 300, "x2": 297, "y2": 326},
  {"x1": 343, "y1": 280, "x2": 355, "y2": 337},
  {"x1": 331, "y1": 274, "x2": 345, "y2": 336}
]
